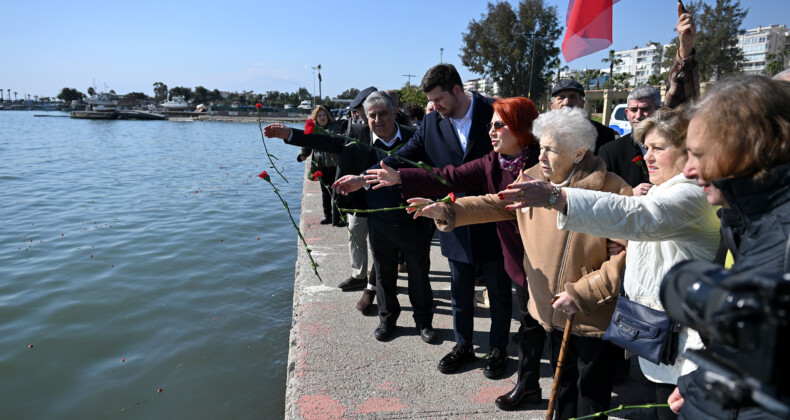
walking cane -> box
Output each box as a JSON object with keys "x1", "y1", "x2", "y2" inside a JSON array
[{"x1": 546, "y1": 312, "x2": 575, "y2": 420}]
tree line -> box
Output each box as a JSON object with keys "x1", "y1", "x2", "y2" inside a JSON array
[{"x1": 460, "y1": 0, "x2": 759, "y2": 103}]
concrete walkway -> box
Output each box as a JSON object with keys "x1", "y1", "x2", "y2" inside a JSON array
[{"x1": 285, "y1": 174, "x2": 656, "y2": 419}]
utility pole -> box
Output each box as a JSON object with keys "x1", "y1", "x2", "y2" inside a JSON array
[
  {"x1": 311, "y1": 66, "x2": 317, "y2": 108},
  {"x1": 402, "y1": 74, "x2": 416, "y2": 86},
  {"x1": 317, "y1": 64, "x2": 322, "y2": 105},
  {"x1": 515, "y1": 32, "x2": 544, "y2": 98},
  {"x1": 440, "y1": 48, "x2": 444, "y2": 63}
]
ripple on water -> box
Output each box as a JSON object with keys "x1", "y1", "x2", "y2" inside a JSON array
[{"x1": 0, "y1": 112, "x2": 302, "y2": 418}]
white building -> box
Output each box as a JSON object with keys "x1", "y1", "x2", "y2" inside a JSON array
[
  {"x1": 464, "y1": 78, "x2": 499, "y2": 96},
  {"x1": 612, "y1": 41, "x2": 664, "y2": 86},
  {"x1": 737, "y1": 25, "x2": 790, "y2": 75}
]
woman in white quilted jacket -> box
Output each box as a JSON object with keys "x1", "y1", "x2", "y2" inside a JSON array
[{"x1": 500, "y1": 108, "x2": 720, "y2": 420}]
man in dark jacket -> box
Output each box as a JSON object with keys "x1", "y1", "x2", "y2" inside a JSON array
[
  {"x1": 264, "y1": 92, "x2": 437, "y2": 343},
  {"x1": 338, "y1": 64, "x2": 512, "y2": 379},
  {"x1": 548, "y1": 79, "x2": 617, "y2": 155}
]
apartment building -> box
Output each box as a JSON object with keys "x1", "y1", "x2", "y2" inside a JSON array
[
  {"x1": 738, "y1": 24, "x2": 789, "y2": 75},
  {"x1": 612, "y1": 41, "x2": 664, "y2": 86},
  {"x1": 463, "y1": 78, "x2": 499, "y2": 96}
]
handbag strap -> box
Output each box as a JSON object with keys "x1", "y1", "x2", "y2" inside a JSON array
[{"x1": 784, "y1": 233, "x2": 790, "y2": 274}]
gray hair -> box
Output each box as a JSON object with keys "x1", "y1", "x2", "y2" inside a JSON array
[
  {"x1": 627, "y1": 85, "x2": 661, "y2": 106},
  {"x1": 531, "y1": 107, "x2": 596, "y2": 152},
  {"x1": 363, "y1": 91, "x2": 395, "y2": 114}
]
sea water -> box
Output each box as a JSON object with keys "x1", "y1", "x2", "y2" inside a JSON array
[{"x1": 0, "y1": 111, "x2": 303, "y2": 418}]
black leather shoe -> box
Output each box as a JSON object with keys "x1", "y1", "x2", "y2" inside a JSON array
[
  {"x1": 356, "y1": 289, "x2": 375, "y2": 313},
  {"x1": 437, "y1": 345, "x2": 475, "y2": 373},
  {"x1": 337, "y1": 276, "x2": 367, "y2": 291},
  {"x1": 418, "y1": 325, "x2": 436, "y2": 343},
  {"x1": 483, "y1": 347, "x2": 508, "y2": 379},
  {"x1": 373, "y1": 322, "x2": 396, "y2": 341},
  {"x1": 320, "y1": 217, "x2": 332, "y2": 224},
  {"x1": 495, "y1": 381, "x2": 541, "y2": 410}
]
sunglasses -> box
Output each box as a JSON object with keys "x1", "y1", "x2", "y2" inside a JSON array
[{"x1": 487, "y1": 121, "x2": 507, "y2": 132}]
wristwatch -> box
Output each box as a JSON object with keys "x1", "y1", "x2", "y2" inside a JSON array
[{"x1": 545, "y1": 187, "x2": 561, "y2": 210}]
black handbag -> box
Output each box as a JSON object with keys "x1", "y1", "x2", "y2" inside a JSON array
[{"x1": 602, "y1": 296, "x2": 681, "y2": 366}]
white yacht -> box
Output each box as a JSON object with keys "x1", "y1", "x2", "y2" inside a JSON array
[{"x1": 162, "y1": 96, "x2": 190, "y2": 110}]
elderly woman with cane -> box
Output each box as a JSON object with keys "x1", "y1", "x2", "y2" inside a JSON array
[
  {"x1": 407, "y1": 107, "x2": 630, "y2": 419},
  {"x1": 503, "y1": 108, "x2": 720, "y2": 420}
]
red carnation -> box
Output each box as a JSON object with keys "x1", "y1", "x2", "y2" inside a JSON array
[
  {"x1": 449, "y1": 192, "x2": 456, "y2": 203},
  {"x1": 632, "y1": 155, "x2": 643, "y2": 163},
  {"x1": 304, "y1": 119, "x2": 315, "y2": 135},
  {"x1": 258, "y1": 171, "x2": 270, "y2": 182},
  {"x1": 440, "y1": 192, "x2": 457, "y2": 203},
  {"x1": 255, "y1": 103, "x2": 262, "y2": 110},
  {"x1": 313, "y1": 171, "x2": 323, "y2": 181}
]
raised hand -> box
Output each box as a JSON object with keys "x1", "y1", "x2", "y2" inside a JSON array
[
  {"x1": 497, "y1": 174, "x2": 553, "y2": 210},
  {"x1": 677, "y1": 1, "x2": 696, "y2": 59},
  {"x1": 332, "y1": 175, "x2": 367, "y2": 195},
  {"x1": 405, "y1": 198, "x2": 444, "y2": 220},
  {"x1": 263, "y1": 123, "x2": 293, "y2": 140},
  {"x1": 633, "y1": 182, "x2": 653, "y2": 197},
  {"x1": 365, "y1": 160, "x2": 401, "y2": 190}
]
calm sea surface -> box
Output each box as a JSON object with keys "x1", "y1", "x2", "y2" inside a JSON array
[{"x1": 0, "y1": 111, "x2": 305, "y2": 418}]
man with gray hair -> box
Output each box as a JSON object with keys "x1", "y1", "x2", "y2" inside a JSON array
[
  {"x1": 597, "y1": 85, "x2": 660, "y2": 187},
  {"x1": 264, "y1": 91, "x2": 437, "y2": 343}
]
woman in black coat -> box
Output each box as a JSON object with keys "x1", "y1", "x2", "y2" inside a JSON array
[{"x1": 672, "y1": 75, "x2": 790, "y2": 419}]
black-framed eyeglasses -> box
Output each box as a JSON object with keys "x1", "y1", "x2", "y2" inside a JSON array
[{"x1": 487, "y1": 121, "x2": 506, "y2": 132}]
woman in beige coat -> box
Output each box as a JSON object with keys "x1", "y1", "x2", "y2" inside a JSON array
[{"x1": 408, "y1": 107, "x2": 631, "y2": 419}]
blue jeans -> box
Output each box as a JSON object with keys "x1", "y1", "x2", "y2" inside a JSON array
[{"x1": 448, "y1": 258, "x2": 511, "y2": 349}]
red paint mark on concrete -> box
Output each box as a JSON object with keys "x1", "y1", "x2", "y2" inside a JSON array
[
  {"x1": 377, "y1": 381, "x2": 396, "y2": 392},
  {"x1": 356, "y1": 397, "x2": 407, "y2": 414},
  {"x1": 305, "y1": 237, "x2": 323, "y2": 245},
  {"x1": 297, "y1": 394, "x2": 348, "y2": 419},
  {"x1": 470, "y1": 383, "x2": 514, "y2": 404},
  {"x1": 301, "y1": 322, "x2": 328, "y2": 336}
]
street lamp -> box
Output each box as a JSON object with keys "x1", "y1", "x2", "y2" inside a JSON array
[
  {"x1": 440, "y1": 48, "x2": 444, "y2": 63},
  {"x1": 311, "y1": 66, "x2": 317, "y2": 108},
  {"x1": 317, "y1": 64, "x2": 322, "y2": 106},
  {"x1": 515, "y1": 32, "x2": 547, "y2": 98}
]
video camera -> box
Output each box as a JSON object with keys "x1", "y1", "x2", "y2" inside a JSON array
[{"x1": 660, "y1": 260, "x2": 790, "y2": 417}]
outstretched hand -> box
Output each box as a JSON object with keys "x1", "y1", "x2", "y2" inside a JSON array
[
  {"x1": 332, "y1": 175, "x2": 366, "y2": 195},
  {"x1": 497, "y1": 174, "x2": 554, "y2": 210},
  {"x1": 263, "y1": 123, "x2": 293, "y2": 140},
  {"x1": 677, "y1": 1, "x2": 696, "y2": 59},
  {"x1": 405, "y1": 198, "x2": 444, "y2": 220},
  {"x1": 365, "y1": 160, "x2": 401, "y2": 190}
]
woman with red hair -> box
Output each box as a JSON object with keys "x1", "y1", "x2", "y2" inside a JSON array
[{"x1": 365, "y1": 97, "x2": 546, "y2": 410}]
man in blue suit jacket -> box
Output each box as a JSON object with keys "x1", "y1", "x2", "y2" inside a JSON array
[{"x1": 363, "y1": 64, "x2": 511, "y2": 378}]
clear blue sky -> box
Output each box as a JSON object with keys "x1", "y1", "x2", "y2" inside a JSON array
[{"x1": 1, "y1": 0, "x2": 787, "y2": 100}]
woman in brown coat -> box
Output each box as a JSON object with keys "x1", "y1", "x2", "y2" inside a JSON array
[{"x1": 408, "y1": 107, "x2": 631, "y2": 419}]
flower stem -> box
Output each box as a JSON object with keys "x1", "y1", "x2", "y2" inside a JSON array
[
  {"x1": 570, "y1": 403, "x2": 670, "y2": 420},
  {"x1": 314, "y1": 129, "x2": 450, "y2": 187},
  {"x1": 257, "y1": 110, "x2": 289, "y2": 183},
  {"x1": 265, "y1": 180, "x2": 322, "y2": 283},
  {"x1": 311, "y1": 164, "x2": 362, "y2": 252}
]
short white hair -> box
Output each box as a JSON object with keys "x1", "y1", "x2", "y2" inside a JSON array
[{"x1": 531, "y1": 107, "x2": 596, "y2": 151}]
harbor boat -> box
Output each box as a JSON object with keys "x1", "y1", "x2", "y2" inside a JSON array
[
  {"x1": 161, "y1": 96, "x2": 190, "y2": 111},
  {"x1": 70, "y1": 110, "x2": 119, "y2": 119},
  {"x1": 297, "y1": 100, "x2": 312, "y2": 110}
]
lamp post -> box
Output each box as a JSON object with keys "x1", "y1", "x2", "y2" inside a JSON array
[
  {"x1": 440, "y1": 48, "x2": 444, "y2": 63},
  {"x1": 311, "y1": 66, "x2": 317, "y2": 108},
  {"x1": 317, "y1": 64, "x2": 322, "y2": 106},
  {"x1": 515, "y1": 32, "x2": 546, "y2": 98}
]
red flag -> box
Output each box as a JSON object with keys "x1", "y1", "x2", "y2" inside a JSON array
[{"x1": 562, "y1": 0, "x2": 616, "y2": 62}]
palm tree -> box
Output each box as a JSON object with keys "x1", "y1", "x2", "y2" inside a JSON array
[
  {"x1": 13, "y1": 92, "x2": 18, "y2": 101},
  {"x1": 601, "y1": 49, "x2": 623, "y2": 90}
]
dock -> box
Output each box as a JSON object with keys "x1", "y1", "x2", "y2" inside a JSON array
[{"x1": 286, "y1": 168, "x2": 656, "y2": 419}]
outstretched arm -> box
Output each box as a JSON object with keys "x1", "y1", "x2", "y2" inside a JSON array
[{"x1": 666, "y1": 1, "x2": 699, "y2": 108}]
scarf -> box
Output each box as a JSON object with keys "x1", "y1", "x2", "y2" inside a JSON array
[{"x1": 498, "y1": 146, "x2": 532, "y2": 177}]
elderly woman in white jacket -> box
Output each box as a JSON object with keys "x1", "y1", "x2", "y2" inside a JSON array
[{"x1": 500, "y1": 108, "x2": 720, "y2": 420}]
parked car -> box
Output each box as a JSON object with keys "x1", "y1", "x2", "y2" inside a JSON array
[{"x1": 609, "y1": 104, "x2": 631, "y2": 136}]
